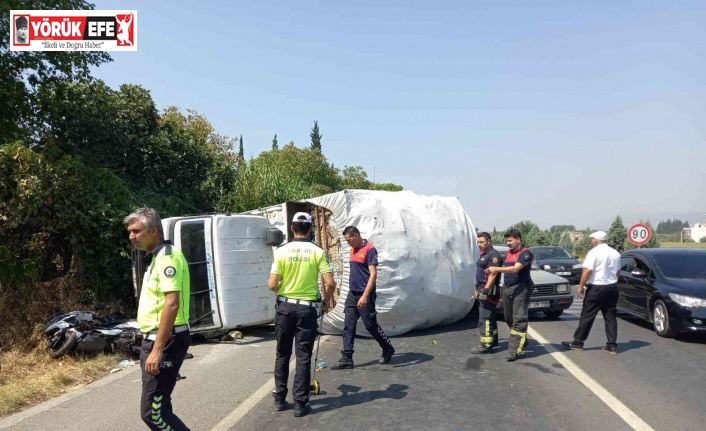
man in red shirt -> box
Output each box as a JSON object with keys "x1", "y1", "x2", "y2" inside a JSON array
[{"x1": 332, "y1": 226, "x2": 395, "y2": 369}]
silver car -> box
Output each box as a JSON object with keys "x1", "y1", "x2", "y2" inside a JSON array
[{"x1": 493, "y1": 245, "x2": 574, "y2": 319}]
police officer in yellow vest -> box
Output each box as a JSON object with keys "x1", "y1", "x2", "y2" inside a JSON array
[
  {"x1": 125, "y1": 207, "x2": 191, "y2": 431},
  {"x1": 268, "y1": 212, "x2": 336, "y2": 418}
]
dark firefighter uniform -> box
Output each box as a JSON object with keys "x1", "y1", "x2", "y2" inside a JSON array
[
  {"x1": 137, "y1": 241, "x2": 191, "y2": 431},
  {"x1": 475, "y1": 247, "x2": 503, "y2": 350},
  {"x1": 502, "y1": 246, "x2": 534, "y2": 359}
]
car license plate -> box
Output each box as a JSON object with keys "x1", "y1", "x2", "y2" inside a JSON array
[
  {"x1": 529, "y1": 301, "x2": 550, "y2": 309},
  {"x1": 557, "y1": 272, "x2": 571, "y2": 276}
]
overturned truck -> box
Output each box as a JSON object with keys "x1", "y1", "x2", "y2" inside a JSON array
[{"x1": 244, "y1": 189, "x2": 479, "y2": 336}]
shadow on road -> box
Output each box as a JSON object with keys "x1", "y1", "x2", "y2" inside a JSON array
[
  {"x1": 620, "y1": 315, "x2": 706, "y2": 344},
  {"x1": 354, "y1": 351, "x2": 435, "y2": 369},
  {"x1": 309, "y1": 383, "x2": 409, "y2": 413}
]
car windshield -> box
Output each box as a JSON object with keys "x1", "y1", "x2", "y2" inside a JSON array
[
  {"x1": 653, "y1": 253, "x2": 706, "y2": 279},
  {"x1": 533, "y1": 247, "x2": 572, "y2": 260}
]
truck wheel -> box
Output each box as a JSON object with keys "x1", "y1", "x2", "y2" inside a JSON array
[
  {"x1": 543, "y1": 310, "x2": 563, "y2": 319},
  {"x1": 49, "y1": 331, "x2": 77, "y2": 359},
  {"x1": 652, "y1": 300, "x2": 677, "y2": 338}
]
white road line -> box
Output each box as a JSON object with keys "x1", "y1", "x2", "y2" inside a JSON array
[
  {"x1": 210, "y1": 335, "x2": 330, "y2": 431},
  {"x1": 527, "y1": 327, "x2": 655, "y2": 431}
]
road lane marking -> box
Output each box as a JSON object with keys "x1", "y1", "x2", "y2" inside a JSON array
[
  {"x1": 210, "y1": 335, "x2": 330, "y2": 431},
  {"x1": 527, "y1": 327, "x2": 655, "y2": 431}
]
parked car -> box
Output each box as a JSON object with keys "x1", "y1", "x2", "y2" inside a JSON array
[
  {"x1": 492, "y1": 245, "x2": 574, "y2": 319},
  {"x1": 617, "y1": 248, "x2": 706, "y2": 337},
  {"x1": 530, "y1": 246, "x2": 582, "y2": 284}
]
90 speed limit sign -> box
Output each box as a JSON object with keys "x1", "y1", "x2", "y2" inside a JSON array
[{"x1": 628, "y1": 223, "x2": 652, "y2": 246}]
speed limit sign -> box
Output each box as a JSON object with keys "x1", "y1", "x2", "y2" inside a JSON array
[{"x1": 628, "y1": 223, "x2": 652, "y2": 246}]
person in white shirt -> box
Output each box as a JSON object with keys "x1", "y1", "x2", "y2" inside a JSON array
[{"x1": 562, "y1": 231, "x2": 622, "y2": 354}]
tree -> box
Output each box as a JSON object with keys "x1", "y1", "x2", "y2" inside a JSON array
[
  {"x1": 607, "y1": 215, "x2": 628, "y2": 252},
  {"x1": 506, "y1": 220, "x2": 541, "y2": 243},
  {"x1": 238, "y1": 134, "x2": 244, "y2": 161},
  {"x1": 0, "y1": 0, "x2": 112, "y2": 143},
  {"x1": 310, "y1": 120, "x2": 322, "y2": 152},
  {"x1": 372, "y1": 182, "x2": 403, "y2": 191},
  {"x1": 558, "y1": 231, "x2": 574, "y2": 252},
  {"x1": 572, "y1": 229, "x2": 594, "y2": 257},
  {"x1": 341, "y1": 166, "x2": 372, "y2": 189},
  {"x1": 657, "y1": 219, "x2": 687, "y2": 234},
  {"x1": 272, "y1": 134, "x2": 278, "y2": 150},
  {"x1": 549, "y1": 225, "x2": 575, "y2": 234}
]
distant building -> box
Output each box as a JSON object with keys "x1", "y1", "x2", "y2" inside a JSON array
[
  {"x1": 570, "y1": 231, "x2": 584, "y2": 243},
  {"x1": 687, "y1": 222, "x2": 706, "y2": 242}
]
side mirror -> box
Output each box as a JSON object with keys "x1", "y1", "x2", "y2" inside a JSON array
[
  {"x1": 630, "y1": 269, "x2": 647, "y2": 278},
  {"x1": 265, "y1": 228, "x2": 284, "y2": 247}
]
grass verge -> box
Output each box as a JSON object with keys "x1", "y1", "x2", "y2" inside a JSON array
[
  {"x1": 0, "y1": 348, "x2": 121, "y2": 418},
  {"x1": 661, "y1": 242, "x2": 706, "y2": 249}
]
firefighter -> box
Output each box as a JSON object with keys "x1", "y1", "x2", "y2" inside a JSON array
[
  {"x1": 332, "y1": 226, "x2": 395, "y2": 370},
  {"x1": 472, "y1": 232, "x2": 502, "y2": 354},
  {"x1": 486, "y1": 229, "x2": 534, "y2": 362}
]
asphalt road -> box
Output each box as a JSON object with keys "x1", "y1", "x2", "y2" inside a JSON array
[{"x1": 2, "y1": 287, "x2": 705, "y2": 431}]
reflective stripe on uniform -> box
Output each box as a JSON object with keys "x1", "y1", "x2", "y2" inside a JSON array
[
  {"x1": 480, "y1": 319, "x2": 493, "y2": 345},
  {"x1": 510, "y1": 329, "x2": 527, "y2": 354},
  {"x1": 151, "y1": 394, "x2": 173, "y2": 430}
]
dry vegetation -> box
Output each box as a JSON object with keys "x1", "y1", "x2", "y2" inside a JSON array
[
  {"x1": 0, "y1": 348, "x2": 120, "y2": 418},
  {"x1": 0, "y1": 278, "x2": 126, "y2": 418}
]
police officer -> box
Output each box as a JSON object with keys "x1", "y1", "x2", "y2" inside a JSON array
[
  {"x1": 472, "y1": 232, "x2": 502, "y2": 354},
  {"x1": 332, "y1": 226, "x2": 395, "y2": 370},
  {"x1": 125, "y1": 207, "x2": 191, "y2": 431},
  {"x1": 486, "y1": 229, "x2": 534, "y2": 362},
  {"x1": 268, "y1": 212, "x2": 336, "y2": 418}
]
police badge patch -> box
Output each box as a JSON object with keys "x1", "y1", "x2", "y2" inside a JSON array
[
  {"x1": 164, "y1": 266, "x2": 176, "y2": 278},
  {"x1": 492, "y1": 257, "x2": 499, "y2": 263}
]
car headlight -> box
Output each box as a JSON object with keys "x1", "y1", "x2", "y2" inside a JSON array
[
  {"x1": 556, "y1": 283, "x2": 569, "y2": 293},
  {"x1": 543, "y1": 265, "x2": 551, "y2": 270},
  {"x1": 669, "y1": 293, "x2": 706, "y2": 307},
  {"x1": 572, "y1": 264, "x2": 582, "y2": 269}
]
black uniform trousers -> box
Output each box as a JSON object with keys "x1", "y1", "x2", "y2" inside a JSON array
[
  {"x1": 572, "y1": 283, "x2": 619, "y2": 347},
  {"x1": 503, "y1": 283, "x2": 531, "y2": 355},
  {"x1": 273, "y1": 301, "x2": 319, "y2": 404},
  {"x1": 342, "y1": 290, "x2": 393, "y2": 353},
  {"x1": 140, "y1": 330, "x2": 191, "y2": 431},
  {"x1": 478, "y1": 300, "x2": 498, "y2": 348},
  {"x1": 476, "y1": 284, "x2": 499, "y2": 348}
]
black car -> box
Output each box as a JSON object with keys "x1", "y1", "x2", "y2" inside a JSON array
[
  {"x1": 617, "y1": 248, "x2": 706, "y2": 337},
  {"x1": 530, "y1": 246, "x2": 582, "y2": 284}
]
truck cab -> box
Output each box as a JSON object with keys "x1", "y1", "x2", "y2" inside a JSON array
[{"x1": 132, "y1": 214, "x2": 283, "y2": 337}]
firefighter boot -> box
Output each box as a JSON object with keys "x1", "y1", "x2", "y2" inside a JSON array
[
  {"x1": 471, "y1": 345, "x2": 493, "y2": 354},
  {"x1": 331, "y1": 350, "x2": 354, "y2": 370}
]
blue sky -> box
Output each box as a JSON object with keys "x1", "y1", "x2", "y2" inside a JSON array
[{"x1": 91, "y1": 0, "x2": 706, "y2": 231}]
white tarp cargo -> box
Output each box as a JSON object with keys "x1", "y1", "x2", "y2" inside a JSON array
[{"x1": 244, "y1": 189, "x2": 479, "y2": 336}]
